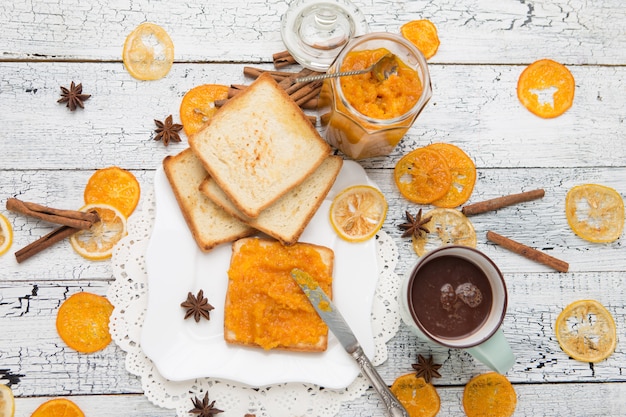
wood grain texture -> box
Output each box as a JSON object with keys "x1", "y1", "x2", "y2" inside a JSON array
[
  {"x1": 0, "y1": 0, "x2": 624, "y2": 65},
  {"x1": 0, "y1": 63, "x2": 625, "y2": 170}
]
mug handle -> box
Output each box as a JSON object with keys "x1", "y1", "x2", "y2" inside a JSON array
[{"x1": 466, "y1": 329, "x2": 515, "y2": 374}]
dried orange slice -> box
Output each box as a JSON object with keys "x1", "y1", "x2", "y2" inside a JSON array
[
  {"x1": 122, "y1": 22, "x2": 174, "y2": 81},
  {"x1": 412, "y1": 208, "x2": 476, "y2": 256},
  {"x1": 329, "y1": 185, "x2": 387, "y2": 242},
  {"x1": 56, "y1": 292, "x2": 114, "y2": 354},
  {"x1": 30, "y1": 398, "x2": 85, "y2": 417},
  {"x1": 517, "y1": 58, "x2": 575, "y2": 118},
  {"x1": 555, "y1": 299, "x2": 617, "y2": 363},
  {"x1": 0, "y1": 384, "x2": 15, "y2": 417},
  {"x1": 400, "y1": 19, "x2": 441, "y2": 60},
  {"x1": 565, "y1": 184, "x2": 624, "y2": 243},
  {"x1": 84, "y1": 167, "x2": 141, "y2": 218},
  {"x1": 428, "y1": 143, "x2": 476, "y2": 208},
  {"x1": 395, "y1": 147, "x2": 452, "y2": 204},
  {"x1": 390, "y1": 374, "x2": 440, "y2": 417},
  {"x1": 463, "y1": 372, "x2": 517, "y2": 417},
  {"x1": 0, "y1": 213, "x2": 13, "y2": 257},
  {"x1": 180, "y1": 84, "x2": 230, "y2": 137},
  {"x1": 70, "y1": 204, "x2": 127, "y2": 261}
]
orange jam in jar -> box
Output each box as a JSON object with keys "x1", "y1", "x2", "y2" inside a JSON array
[
  {"x1": 319, "y1": 33, "x2": 432, "y2": 160},
  {"x1": 225, "y1": 238, "x2": 333, "y2": 351},
  {"x1": 339, "y1": 48, "x2": 423, "y2": 119}
]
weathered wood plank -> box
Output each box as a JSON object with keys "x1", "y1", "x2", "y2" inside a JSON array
[
  {"x1": 1, "y1": 266, "x2": 625, "y2": 395},
  {"x1": 13, "y1": 394, "x2": 172, "y2": 417},
  {"x1": 0, "y1": 0, "x2": 625, "y2": 65},
  {"x1": 10, "y1": 381, "x2": 626, "y2": 417},
  {"x1": 7, "y1": 377, "x2": 626, "y2": 416},
  {"x1": 1, "y1": 166, "x2": 625, "y2": 280},
  {"x1": 0, "y1": 62, "x2": 624, "y2": 170},
  {"x1": 338, "y1": 382, "x2": 626, "y2": 416},
  {"x1": 0, "y1": 281, "x2": 144, "y2": 397}
]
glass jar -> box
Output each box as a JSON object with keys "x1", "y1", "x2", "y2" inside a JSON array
[{"x1": 319, "y1": 32, "x2": 432, "y2": 159}]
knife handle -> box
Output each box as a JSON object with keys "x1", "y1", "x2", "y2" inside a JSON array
[{"x1": 352, "y1": 347, "x2": 408, "y2": 417}]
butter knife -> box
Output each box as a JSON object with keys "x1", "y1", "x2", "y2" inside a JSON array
[{"x1": 290, "y1": 269, "x2": 408, "y2": 417}]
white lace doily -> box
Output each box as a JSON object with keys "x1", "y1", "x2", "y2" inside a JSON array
[{"x1": 108, "y1": 187, "x2": 402, "y2": 417}]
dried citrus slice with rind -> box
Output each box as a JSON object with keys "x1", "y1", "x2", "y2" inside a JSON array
[
  {"x1": 30, "y1": 398, "x2": 85, "y2": 417},
  {"x1": 70, "y1": 204, "x2": 127, "y2": 261},
  {"x1": 0, "y1": 384, "x2": 15, "y2": 417},
  {"x1": 565, "y1": 184, "x2": 624, "y2": 243},
  {"x1": 517, "y1": 58, "x2": 575, "y2": 118},
  {"x1": 428, "y1": 143, "x2": 476, "y2": 208},
  {"x1": 329, "y1": 185, "x2": 387, "y2": 242},
  {"x1": 555, "y1": 299, "x2": 617, "y2": 363},
  {"x1": 84, "y1": 167, "x2": 141, "y2": 218},
  {"x1": 463, "y1": 372, "x2": 517, "y2": 417},
  {"x1": 0, "y1": 213, "x2": 13, "y2": 257},
  {"x1": 180, "y1": 84, "x2": 230, "y2": 137},
  {"x1": 412, "y1": 208, "x2": 476, "y2": 256},
  {"x1": 400, "y1": 19, "x2": 441, "y2": 60},
  {"x1": 122, "y1": 22, "x2": 174, "y2": 81},
  {"x1": 390, "y1": 374, "x2": 440, "y2": 417},
  {"x1": 395, "y1": 147, "x2": 452, "y2": 204},
  {"x1": 56, "y1": 292, "x2": 114, "y2": 354}
]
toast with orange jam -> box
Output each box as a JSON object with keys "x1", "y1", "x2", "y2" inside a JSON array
[{"x1": 224, "y1": 237, "x2": 334, "y2": 351}]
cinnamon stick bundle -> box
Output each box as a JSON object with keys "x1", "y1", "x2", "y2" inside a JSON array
[
  {"x1": 6, "y1": 198, "x2": 98, "y2": 229},
  {"x1": 216, "y1": 67, "x2": 322, "y2": 110},
  {"x1": 486, "y1": 230, "x2": 569, "y2": 273},
  {"x1": 462, "y1": 189, "x2": 545, "y2": 216}
]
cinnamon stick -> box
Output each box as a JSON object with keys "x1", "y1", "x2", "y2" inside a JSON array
[
  {"x1": 15, "y1": 225, "x2": 79, "y2": 263},
  {"x1": 273, "y1": 50, "x2": 298, "y2": 68},
  {"x1": 295, "y1": 84, "x2": 322, "y2": 107},
  {"x1": 300, "y1": 97, "x2": 318, "y2": 110},
  {"x1": 486, "y1": 231, "x2": 569, "y2": 273},
  {"x1": 276, "y1": 69, "x2": 310, "y2": 90},
  {"x1": 7, "y1": 198, "x2": 98, "y2": 229},
  {"x1": 243, "y1": 66, "x2": 293, "y2": 82},
  {"x1": 462, "y1": 189, "x2": 545, "y2": 216}
]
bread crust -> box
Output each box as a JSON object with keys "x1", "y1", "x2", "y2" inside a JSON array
[
  {"x1": 188, "y1": 73, "x2": 331, "y2": 218},
  {"x1": 200, "y1": 155, "x2": 342, "y2": 245},
  {"x1": 162, "y1": 149, "x2": 255, "y2": 251}
]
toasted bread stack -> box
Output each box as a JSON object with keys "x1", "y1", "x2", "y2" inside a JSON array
[
  {"x1": 164, "y1": 73, "x2": 342, "y2": 249},
  {"x1": 163, "y1": 149, "x2": 256, "y2": 251}
]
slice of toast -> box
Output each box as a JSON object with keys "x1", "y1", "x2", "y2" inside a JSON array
[
  {"x1": 188, "y1": 72, "x2": 331, "y2": 219},
  {"x1": 162, "y1": 148, "x2": 256, "y2": 252},
  {"x1": 224, "y1": 237, "x2": 334, "y2": 352},
  {"x1": 200, "y1": 155, "x2": 343, "y2": 245}
]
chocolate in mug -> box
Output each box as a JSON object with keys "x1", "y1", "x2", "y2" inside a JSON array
[{"x1": 398, "y1": 245, "x2": 515, "y2": 373}]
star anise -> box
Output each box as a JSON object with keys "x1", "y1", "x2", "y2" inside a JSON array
[
  {"x1": 154, "y1": 114, "x2": 183, "y2": 146},
  {"x1": 181, "y1": 289, "x2": 214, "y2": 322},
  {"x1": 398, "y1": 209, "x2": 432, "y2": 239},
  {"x1": 411, "y1": 354, "x2": 442, "y2": 384},
  {"x1": 57, "y1": 81, "x2": 90, "y2": 111},
  {"x1": 189, "y1": 392, "x2": 223, "y2": 417}
]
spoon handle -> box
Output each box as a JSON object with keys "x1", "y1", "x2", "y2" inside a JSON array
[
  {"x1": 294, "y1": 68, "x2": 369, "y2": 83},
  {"x1": 351, "y1": 346, "x2": 409, "y2": 417}
]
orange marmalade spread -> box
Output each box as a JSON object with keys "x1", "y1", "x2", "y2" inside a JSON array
[
  {"x1": 340, "y1": 48, "x2": 423, "y2": 119},
  {"x1": 225, "y1": 238, "x2": 333, "y2": 350}
]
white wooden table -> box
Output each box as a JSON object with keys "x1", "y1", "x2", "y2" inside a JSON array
[{"x1": 1, "y1": 1, "x2": 626, "y2": 416}]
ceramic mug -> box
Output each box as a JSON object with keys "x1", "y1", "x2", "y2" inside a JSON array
[{"x1": 398, "y1": 245, "x2": 515, "y2": 373}]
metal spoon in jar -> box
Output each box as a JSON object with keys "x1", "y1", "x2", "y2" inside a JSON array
[{"x1": 294, "y1": 53, "x2": 399, "y2": 83}]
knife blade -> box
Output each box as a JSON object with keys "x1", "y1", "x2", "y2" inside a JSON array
[{"x1": 290, "y1": 268, "x2": 408, "y2": 417}]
